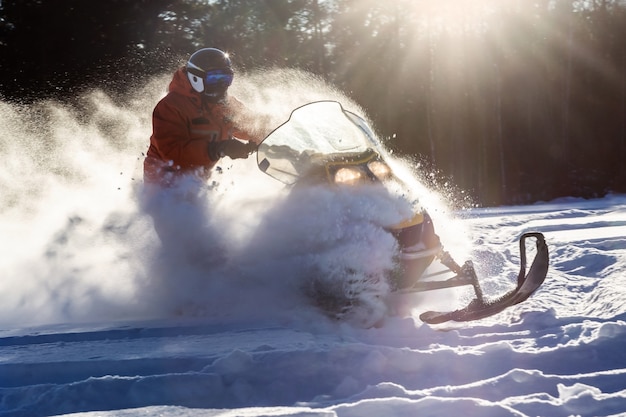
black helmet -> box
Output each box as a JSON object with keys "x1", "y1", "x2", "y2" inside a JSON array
[{"x1": 186, "y1": 48, "x2": 234, "y2": 102}]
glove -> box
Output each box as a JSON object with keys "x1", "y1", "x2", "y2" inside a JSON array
[{"x1": 209, "y1": 139, "x2": 258, "y2": 160}]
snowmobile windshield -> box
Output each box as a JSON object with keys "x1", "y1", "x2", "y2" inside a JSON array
[{"x1": 257, "y1": 101, "x2": 384, "y2": 185}]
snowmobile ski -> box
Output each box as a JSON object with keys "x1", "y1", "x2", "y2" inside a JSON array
[{"x1": 419, "y1": 232, "x2": 549, "y2": 324}]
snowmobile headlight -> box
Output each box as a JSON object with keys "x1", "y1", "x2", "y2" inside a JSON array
[
  {"x1": 334, "y1": 167, "x2": 365, "y2": 185},
  {"x1": 367, "y1": 160, "x2": 391, "y2": 180}
]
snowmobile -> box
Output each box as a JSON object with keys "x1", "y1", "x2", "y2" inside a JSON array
[{"x1": 256, "y1": 101, "x2": 549, "y2": 324}]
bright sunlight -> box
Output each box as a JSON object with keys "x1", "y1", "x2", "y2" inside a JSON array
[{"x1": 412, "y1": 0, "x2": 501, "y2": 35}]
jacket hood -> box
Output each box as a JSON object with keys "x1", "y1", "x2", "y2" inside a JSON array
[{"x1": 168, "y1": 67, "x2": 202, "y2": 104}]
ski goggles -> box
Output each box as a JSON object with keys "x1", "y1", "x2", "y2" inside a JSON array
[{"x1": 204, "y1": 69, "x2": 233, "y2": 87}]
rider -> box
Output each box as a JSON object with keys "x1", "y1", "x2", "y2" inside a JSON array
[
  {"x1": 144, "y1": 47, "x2": 259, "y2": 186},
  {"x1": 143, "y1": 48, "x2": 260, "y2": 244}
]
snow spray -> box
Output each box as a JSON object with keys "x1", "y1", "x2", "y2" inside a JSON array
[{"x1": 0, "y1": 68, "x2": 468, "y2": 328}]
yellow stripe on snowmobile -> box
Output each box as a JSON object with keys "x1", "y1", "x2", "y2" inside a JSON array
[{"x1": 390, "y1": 212, "x2": 424, "y2": 230}]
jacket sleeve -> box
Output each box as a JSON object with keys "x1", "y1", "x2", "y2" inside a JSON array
[
  {"x1": 232, "y1": 126, "x2": 260, "y2": 144},
  {"x1": 225, "y1": 97, "x2": 263, "y2": 144},
  {"x1": 151, "y1": 98, "x2": 216, "y2": 168}
]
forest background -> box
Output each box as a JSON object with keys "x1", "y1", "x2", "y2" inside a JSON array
[{"x1": 1, "y1": 0, "x2": 625, "y2": 206}]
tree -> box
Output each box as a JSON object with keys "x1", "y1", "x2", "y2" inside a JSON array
[{"x1": 0, "y1": 0, "x2": 176, "y2": 100}]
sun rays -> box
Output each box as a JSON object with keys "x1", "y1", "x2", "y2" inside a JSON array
[{"x1": 410, "y1": 0, "x2": 502, "y2": 36}]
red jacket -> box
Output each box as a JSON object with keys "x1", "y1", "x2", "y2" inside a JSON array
[{"x1": 144, "y1": 67, "x2": 256, "y2": 185}]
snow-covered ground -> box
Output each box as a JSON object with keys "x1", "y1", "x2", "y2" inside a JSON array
[{"x1": 2, "y1": 74, "x2": 626, "y2": 417}]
